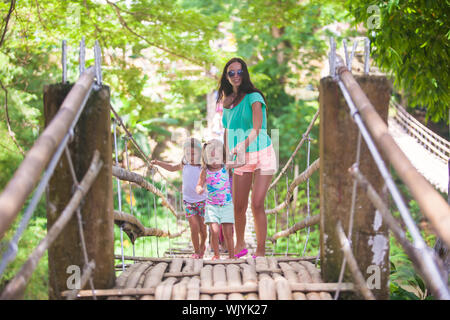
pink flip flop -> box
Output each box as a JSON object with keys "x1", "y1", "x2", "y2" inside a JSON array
[{"x1": 234, "y1": 248, "x2": 248, "y2": 258}]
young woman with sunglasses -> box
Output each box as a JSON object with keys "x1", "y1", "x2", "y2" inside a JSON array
[{"x1": 217, "y1": 57, "x2": 277, "y2": 258}]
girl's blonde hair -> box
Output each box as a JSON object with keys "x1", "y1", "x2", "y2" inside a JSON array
[
  {"x1": 181, "y1": 137, "x2": 202, "y2": 166},
  {"x1": 201, "y1": 139, "x2": 227, "y2": 170}
]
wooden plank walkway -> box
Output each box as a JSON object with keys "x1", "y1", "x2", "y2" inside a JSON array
[{"x1": 67, "y1": 256, "x2": 353, "y2": 300}]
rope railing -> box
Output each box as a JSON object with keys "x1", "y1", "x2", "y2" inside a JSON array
[
  {"x1": 0, "y1": 68, "x2": 95, "y2": 241},
  {"x1": 329, "y1": 36, "x2": 450, "y2": 300},
  {"x1": 110, "y1": 105, "x2": 187, "y2": 264},
  {"x1": 391, "y1": 101, "x2": 449, "y2": 163},
  {"x1": 0, "y1": 38, "x2": 109, "y2": 299},
  {"x1": 265, "y1": 158, "x2": 319, "y2": 215}
]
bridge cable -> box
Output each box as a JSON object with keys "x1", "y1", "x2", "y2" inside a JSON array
[
  {"x1": 63, "y1": 145, "x2": 97, "y2": 300},
  {"x1": 302, "y1": 134, "x2": 312, "y2": 257},
  {"x1": 334, "y1": 131, "x2": 362, "y2": 300},
  {"x1": 112, "y1": 118, "x2": 126, "y2": 272}
]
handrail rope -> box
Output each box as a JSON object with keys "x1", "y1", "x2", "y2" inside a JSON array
[
  {"x1": 269, "y1": 108, "x2": 320, "y2": 190},
  {"x1": 123, "y1": 135, "x2": 136, "y2": 258},
  {"x1": 336, "y1": 55, "x2": 450, "y2": 250},
  {"x1": 392, "y1": 101, "x2": 450, "y2": 150},
  {"x1": 111, "y1": 166, "x2": 179, "y2": 218},
  {"x1": 268, "y1": 214, "x2": 319, "y2": 242},
  {"x1": 109, "y1": 105, "x2": 180, "y2": 192},
  {"x1": 302, "y1": 134, "x2": 312, "y2": 256},
  {"x1": 113, "y1": 211, "x2": 186, "y2": 239},
  {"x1": 64, "y1": 146, "x2": 97, "y2": 300},
  {"x1": 331, "y1": 44, "x2": 450, "y2": 298},
  {"x1": 0, "y1": 71, "x2": 95, "y2": 278},
  {"x1": 0, "y1": 68, "x2": 95, "y2": 241},
  {"x1": 0, "y1": 151, "x2": 103, "y2": 300},
  {"x1": 334, "y1": 131, "x2": 362, "y2": 300},
  {"x1": 393, "y1": 111, "x2": 449, "y2": 161},
  {"x1": 265, "y1": 158, "x2": 320, "y2": 215},
  {"x1": 336, "y1": 221, "x2": 375, "y2": 300},
  {"x1": 285, "y1": 174, "x2": 289, "y2": 256},
  {"x1": 112, "y1": 118, "x2": 126, "y2": 272},
  {"x1": 392, "y1": 104, "x2": 449, "y2": 161}
]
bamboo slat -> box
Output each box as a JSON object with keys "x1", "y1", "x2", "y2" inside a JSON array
[
  {"x1": 125, "y1": 262, "x2": 151, "y2": 289},
  {"x1": 200, "y1": 264, "x2": 212, "y2": 300},
  {"x1": 142, "y1": 262, "x2": 168, "y2": 300},
  {"x1": 172, "y1": 277, "x2": 189, "y2": 300},
  {"x1": 155, "y1": 277, "x2": 177, "y2": 300},
  {"x1": 212, "y1": 264, "x2": 227, "y2": 300},
  {"x1": 227, "y1": 264, "x2": 244, "y2": 300},
  {"x1": 279, "y1": 262, "x2": 307, "y2": 300},
  {"x1": 258, "y1": 273, "x2": 276, "y2": 300},
  {"x1": 169, "y1": 258, "x2": 184, "y2": 273},
  {"x1": 290, "y1": 262, "x2": 321, "y2": 300},
  {"x1": 182, "y1": 258, "x2": 194, "y2": 273},
  {"x1": 186, "y1": 276, "x2": 200, "y2": 300},
  {"x1": 300, "y1": 261, "x2": 332, "y2": 300},
  {"x1": 273, "y1": 273, "x2": 292, "y2": 300}
]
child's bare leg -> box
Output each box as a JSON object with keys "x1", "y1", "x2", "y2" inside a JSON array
[
  {"x1": 188, "y1": 216, "x2": 200, "y2": 255},
  {"x1": 222, "y1": 223, "x2": 235, "y2": 259},
  {"x1": 209, "y1": 223, "x2": 220, "y2": 258},
  {"x1": 196, "y1": 216, "x2": 207, "y2": 256}
]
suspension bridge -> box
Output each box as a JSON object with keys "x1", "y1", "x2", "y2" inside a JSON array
[{"x1": 0, "y1": 37, "x2": 449, "y2": 300}]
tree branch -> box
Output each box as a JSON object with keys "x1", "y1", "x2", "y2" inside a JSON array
[
  {"x1": 0, "y1": 0, "x2": 16, "y2": 48},
  {"x1": 105, "y1": 0, "x2": 202, "y2": 66},
  {"x1": 0, "y1": 80, "x2": 25, "y2": 157}
]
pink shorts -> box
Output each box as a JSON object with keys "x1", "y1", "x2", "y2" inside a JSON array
[{"x1": 233, "y1": 145, "x2": 277, "y2": 176}]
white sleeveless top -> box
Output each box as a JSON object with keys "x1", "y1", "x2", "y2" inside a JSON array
[{"x1": 182, "y1": 164, "x2": 207, "y2": 203}]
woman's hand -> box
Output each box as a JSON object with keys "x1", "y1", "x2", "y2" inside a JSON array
[
  {"x1": 196, "y1": 185, "x2": 204, "y2": 194},
  {"x1": 230, "y1": 141, "x2": 246, "y2": 159},
  {"x1": 150, "y1": 160, "x2": 158, "y2": 166}
]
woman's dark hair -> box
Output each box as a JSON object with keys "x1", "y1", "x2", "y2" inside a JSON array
[{"x1": 217, "y1": 57, "x2": 267, "y2": 107}]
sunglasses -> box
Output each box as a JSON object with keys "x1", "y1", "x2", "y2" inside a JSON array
[{"x1": 227, "y1": 69, "x2": 243, "y2": 77}]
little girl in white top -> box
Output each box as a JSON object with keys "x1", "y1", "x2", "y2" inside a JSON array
[{"x1": 151, "y1": 138, "x2": 207, "y2": 259}]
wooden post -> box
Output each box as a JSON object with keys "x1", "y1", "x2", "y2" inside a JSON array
[
  {"x1": 44, "y1": 83, "x2": 114, "y2": 299},
  {"x1": 319, "y1": 75, "x2": 391, "y2": 299}
]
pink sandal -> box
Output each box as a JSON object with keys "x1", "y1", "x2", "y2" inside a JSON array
[
  {"x1": 211, "y1": 255, "x2": 220, "y2": 261},
  {"x1": 191, "y1": 253, "x2": 200, "y2": 259},
  {"x1": 234, "y1": 248, "x2": 248, "y2": 259}
]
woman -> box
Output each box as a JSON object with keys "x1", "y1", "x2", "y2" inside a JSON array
[{"x1": 217, "y1": 57, "x2": 277, "y2": 258}]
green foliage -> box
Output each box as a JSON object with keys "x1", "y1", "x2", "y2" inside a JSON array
[
  {"x1": 346, "y1": 0, "x2": 449, "y2": 123},
  {"x1": 0, "y1": 216, "x2": 49, "y2": 300}
]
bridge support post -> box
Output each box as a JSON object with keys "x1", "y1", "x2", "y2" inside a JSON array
[
  {"x1": 44, "y1": 84, "x2": 115, "y2": 299},
  {"x1": 319, "y1": 75, "x2": 391, "y2": 299}
]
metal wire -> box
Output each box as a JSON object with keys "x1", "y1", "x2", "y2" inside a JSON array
[
  {"x1": 334, "y1": 131, "x2": 362, "y2": 300},
  {"x1": 123, "y1": 136, "x2": 135, "y2": 257},
  {"x1": 302, "y1": 135, "x2": 312, "y2": 256},
  {"x1": 285, "y1": 174, "x2": 289, "y2": 256},
  {"x1": 112, "y1": 118, "x2": 125, "y2": 271},
  {"x1": 63, "y1": 146, "x2": 97, "y2": 300}
]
